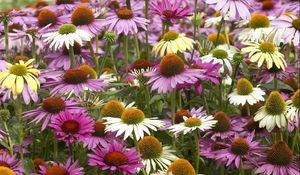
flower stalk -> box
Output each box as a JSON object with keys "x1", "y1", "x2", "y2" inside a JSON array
[{"x1": 68, "y1": 45, "x2": 76, "y2": 69}]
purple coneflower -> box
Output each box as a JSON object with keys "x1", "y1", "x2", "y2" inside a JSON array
[
  {"x1": 0, "y1": 154, "x2": 24, "y2": 175},
  {"x1": 256, "y1": 64, "x2": 299, "y2": 83},
  {"x1": 36, "y1": 9, "x2": 69, "y2": 32},
  {"x1": 150, "y1": 0, "x2": 191, "y2": 24},
  {"x1": 206, "y1": 0, "x2": 252, "y2": 20},
  {"x1": 256, "y1": 141, "x2": 299, "y2": 175},
  {"x1": 44, "y1": 69, "x2": 107, "y2": 96},
  {"x1": 50, "y1": 111, "x2": 94, "y2": 144},
  {"x1": 101, "y1": 6, "x2": 149, "y2": 35},
  {"x1": 144, "y1": 53, "x2": 204, "y2": 93},
  {"x1": 23, "y1": 96, "x2": 86, "y2": 131},
  {"x1": 88, "y1": 140, "x2": 143, "y2": 175},
  {"x1": 32, "y1": 158, "x2": 84, "y2": 175}
]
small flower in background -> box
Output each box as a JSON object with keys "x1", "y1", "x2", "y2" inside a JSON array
[
  {"x1": 167, "y1": 159, "x2": 196, "y2": 175},
  {"x1": 256, "y1": 141, "x2": 299, "y2": 175},
  {"x1": 153, "y1": 30, "x2": 195, "y2": 57},
  {"x1": 138, "y1": 136, "x2": 178, "y2": 174},
  {"x1": 50, "y1": 111, "x2": 94, "y2": 144},
  {"x1": 100, "y1": 99, "x2": 126, "y2": 118},
  {"x1": 0, "y1": 154, "x2": 24, "y2": 175},
  {"x1": 228, "y1": 78, "x2": 265, "y2": 106},
  {"x1": 104, "y1": 108, "x2": 164, "y2": 140},
  {"x1": 254, "y1": 91, "x2": 289, "y2": 132},
  {"x1": 241, "y1": 40, "x2": 287, "y2": 70},
  {"x1": 150, "y1": 0, "x2": 191, "y2": 24},
  {"x1": 43, "y1": 23, "x2": 92, "y2": 50},
  {"x1": 32, "y1": 158, "x2": 84, "y2": 175},
  {"x1": 88, "y1": 140, "x2": 143, "y2": 175}
]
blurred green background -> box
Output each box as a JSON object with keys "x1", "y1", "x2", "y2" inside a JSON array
[{"x1": 0, "y1": 0, "x2": 39, "y2": 11}]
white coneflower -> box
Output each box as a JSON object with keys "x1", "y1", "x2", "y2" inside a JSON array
[
  {"x1": 138, "y1": 136, "x2": 178, "y2": 174},
  {"x1": 104, "y1": 108, "x2": 164, "y2": 140},
  {"x1": 153, "y1": 30, "x2": 194, "y2": 57},
  {"x1": 228, "y1": 78, "x2": 265, "y2": 106},
  {"x1": 286, "y1": 89, "x2": 300, "y2": 122},
  {"x1": 43, "y1": 24, "x2": 92, "y2": 50},
  {"x1": 254, "y1": 91, "x2": 289, "y2": 132}
]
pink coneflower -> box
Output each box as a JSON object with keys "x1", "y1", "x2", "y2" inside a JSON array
[
  {"x1": 35, "y1": 9, "x2": 69, "y2": 32},
  {"x1": 206, "y1": 0, "x2": 252, "y2": 20},
  {"x1": 50, "y1": 111, "x2": 94, "y2": 144},
  {"x1": 256, "y1": 64, "x2": 299, "y2": 83},
  {"x1": 23, "y1": 96, "x2": 86, "y2": 131},
  {"x1": 8, "y1": 9, "x2": 37, "y2": 26},
  {"x1": 44, "y1": 69, "x2": 107, "y2": 96},
  {"x1": 272, "y1": 13, "x2": 300, "y2": 46},
  {"x1": 256, "y1": 141, "x2": 299, "y2": 175},
  {"x1": 0, "y1": 84, "x2": 38, "y2": 105},
  {"x1": 0, "y1": 154, "x2": 24, "y2": 175},
  {"x1": 82, "y1": 121, "x2": 117, "y2": 150},
  {"x1": 205, "y1": 112, "x2": 244, "y2": 141},
  {"x1": 212, "y1": 133, "x2": 264, "y2": 169},
  {"x1": 253, "y1": 0, "x2": 283, "y2": 17},
  {"x1": 101, "y1": 6, "x2": 149, "y2": 35},
  {"x1": 149, "y1": 0, "x2": 191, "y2": 24},
  {"x1": 70, "y1": 5, "x2": 103, "y2": 36},
  {"x1": 43, "y1": 0, "x2": 80, "y2": 13},
  {"x1": 32, "y1": 158, "x2": 84, "y2": 175},
  {"x1": 144, "y1": 53, "x2": 204, "y2": 93},
  {"x1": 88, "y1": 140, "x2": 144, "y2": 174}
]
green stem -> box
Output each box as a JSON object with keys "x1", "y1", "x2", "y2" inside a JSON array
[
  {"x1": 225, "y1": 63, "x2": 240, "y2": 110},
  {"x1": 3, "y1": 121, "x2": 13, "y2": 155},
  {"x1": 31, "y1": 35, "x2": 36, "y2": 60},
  {"x1": 126, "y1": 0, "x2": 131, "y2": 9},
  {"x1": 124, "y1": 35, "x2": 129, "y2": 75},
  {"x1": 240, "y1": 159, "x2": 245, "y2": 175},
  {"x1": 143, "y1": 85, "x2": 152, "y2": 117},
  {"x1": 95, "y1": 34, "x2": 99, "y2": 55},
  {"x1": 4, "y1": 21, "x2": 9, "y2": 62},
  {"x1": 292, "y1": 126, "x2": 299, "y2": 152},
  {"x1": 194, "y1": 131, "x2": 200, "y2": 173},
  {"x1": 68, "y1": 46, "x2": 76, "y2": 69},
  {"x1": 100, "y1": 43, "x2": 111, "y2": 72},
  {"x1": 110, "y1": 48, "x2": 118, "y2": 76},
  {"x1": 215, "y1": 17, "x2": 225, "y2": 46},
  {"x1": 145, "y1": 0, "x2": 150, "y2": 59},
  {"x1": 16, "y1": 96, "x2": 23, "y2": 159},
  {"x1": 134, "y1": 34, "x2": 140, "y2": 59},
  {"x1": 274, "y1": 73, "x2": 278, "y2": 90},
  {"x1": 171, "y1": 89, "x2": 177, "y2": 125},
  {"x1": 220, "y1": 165, "x2": 225, "y2": 175},
  {"x1": 20, "y1": 39, "x2": 24, "y2": 58},
  {"x1": 88, "y1": 41, "x2": 99, "y2": 74},
  {"x1": 190, "y1": 0, "x2": 198, "y2": 60},
  {"x1": 218, "y1": 77, "x2": 223, "y2": 110}
]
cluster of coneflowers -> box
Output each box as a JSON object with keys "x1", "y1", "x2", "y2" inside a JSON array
[{"x1": 0, "y1": 0, "x2": 299, "y2": 174}]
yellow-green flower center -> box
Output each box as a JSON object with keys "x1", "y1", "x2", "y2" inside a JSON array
[
  {"x1": 78, "y1": 64, "x2": 97, "y2": 79},
  {"x1": 265, "y1": 91, "x2": 286, "y2": 115},
  {"x1": 121, "y1": 108, "x2": 145, "y2": 124},
  {"x1": 163, "y1": 30, "x2": 179, "y2": 41},
  {"x1": 208, "y1": 33, "x2": 226, "y2": 45},
  {"x1": 167, "y1": 159, "x2": 196, "y2": 175},
  {"x1": 58, "y1": 24, "x2": 76, "y2": 34},
  {"x1": 0, "y1": 167, "x2": 15, "y2": 175},
  {"x1": 236, "y1": 78, "x2": 254, "y2": 95},
  {"x1": 100, "y1": 100, "x2": 125, "y2": 118},
  {"x1": 266, "y1": 141, "x2": 293, "y2": 166},
  {"x1": 249, "y1": 14, "x2": 270, "y2": 28},
  {"x1": 9, "y1": 64, "x2": 28, "y2": 76},
  {"x1": 184, "y1": 117, "x2": 202, "y2": 127},
  {"x1": 231, "y1": 138, "x2": 250, "y2": 155},
  {"x1": 138, "y1": 136, "x2": 163, "y2": 159},
  {"x1": 292, "y1": 18, "x2": 300, "y2": 31},
  {"x1": 259, "y1": 42, "x2": 275, "y2": 54},
  {"x1": 212, "y1": 49, "x2": 228, "y2": 59},
  {"x1": 291, "y1": 89, "x2": 300, "y2": 109}
]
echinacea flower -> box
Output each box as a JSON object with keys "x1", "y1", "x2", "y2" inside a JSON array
[
  {"x1": 153, "y1": 30, "x2": 194, "y2": 57},
  {"x1": 228, "y1": 78, "x2": 265, "y2": 106},
  {"x1": 44, "y1": 69, "x2": 107, "y2": 96},
  {"x1": 241, "y1": 40, "x2": 287, "y2": 70},
  {"x1": 43, "y1": 23, "x2": 92, "y2": 50},
  {"x1": 0, "y1": 154, "x2": 24, "y2": 175},
  {"x1": 254, "y1": 91, "x2": 289, "y2": 132},
  {"x1": 0, "y1": 59, "x2": 40, "y2": 96},
  {"x1": 138, "y1": 136, "x2": 178, "y2": 174},
  {"x1": 144, "y1": 54, "x2": 204, "y2": 93},
  {"x1": 36, "y1": 9, "x2": 68, "y2": 32},
  {"x1": 272, "y1": 13, "x2": 300, "y2": 46},
  {"x1": 0, "y1": 167, "x2": 15, "y2": 175},
  {"x1": 149, "y1": 0, "x2": 191, "y2": 24},
  {"x1": 71, "y1": 6, "x2": 102, "y2": 36},
  {"x1": 169, "y1": 115, "x2": 217, "y2": 135},
  {"x1": 100, "y1": 99, "x2": 126, "y2": 118},
  {"x1": 205, "y1": 0, "x2": 252, "y2": 20},
  {"x1": 104, "y1": 108, "x2": 164, "y2": 140},
  {"x1": 50, "y1": 111, "x2": 94, "y2": 144},
  {"x1": 256, "y1": 141, "x2": 299, "y2": 175},
  {"x1": 256, "y1": 64, "x2": 299, "y2": 83},
  {"x1": 286, "y1": 89, "x2": 300, "y2": 126},
  {"x1": 254, "y1": 0, "x2": 283, "y2": 17},
  {"x1": 23, "y1": 96, "x2": 86, "y2": 131},
  {"x1": 88, "y1": 140, "x2": 143, "y2": 174},
  {"x1": 201, "y1": 45, "x2": 236, "y2": 74},
  {"x1": 32, "y1": 158, "x2": 84, "y2": 175},
  {"x1": 167, "y1": 159, "x2": 196, "y2": 175},
  {"x1": 212, "y1": 133, "x2": 264, "y2": 169},
  {"x1": 101, "y1": 7, "x2": 149, "y2": 35}
]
